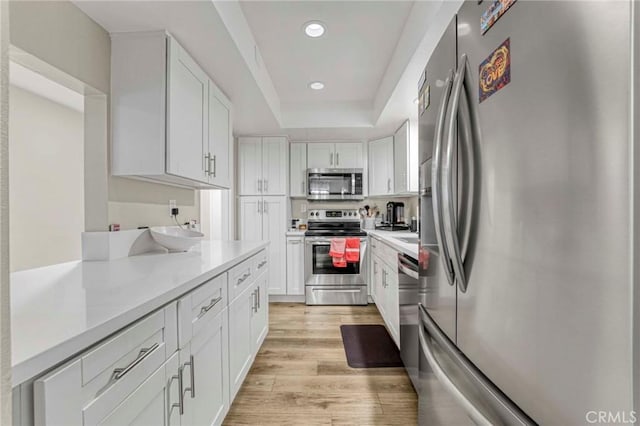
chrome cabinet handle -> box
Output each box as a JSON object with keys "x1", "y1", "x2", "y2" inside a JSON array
[
  {"x1": 178, "y1": 366, "x2": 186, "y2": 415},
  {"x1": 432, "y1": 70, "x2": 456, "y2": 287},
  {"x1": 387, "y1": 178, "x2": 391, "y2": 192},
  {"x1": 198, "y1": 296, "x2": 222, "y2": 319},
  {"x1": 257, "y1": 200, "x2": 260, "y2": 214},
  {"x1": 257, "y1": 260, "x2": 267, "y2": 268},
  {"x1": 258, "y1": 179, "x2": 262, "y2": 193},
  {"x1": 257, "y1": 286, "x2": 261, "y2": 309},
  {"x1": 210, "y1": 154, "x2": 216, "y2": 177},
  {"x1": 183, "y1": 355, "x2": 195, "y2": 399},
  {"x1": 204, "y1": 153, "x2": 211, "y2": 175},
  {"x1": 330, "y1": 152, "x2": 334, "y2": 166},
  {"x1": 168, "y1": 370, "x2": 182, "y2": 415},
  {"x1": 264, "y1": 179, "x2": 268, "y2": 193},
  {"x1": 110, "y1": 343, "x2": 159, "y2": 381},
  {"x1": 336, "y1": 153, "x2": 340, "y2": 166},
  {"x1": 237, "y1": 271, "x2": 251, "y2": 285},
  {"x1": 252, "y1": 290, "x2": 258, "y2": 313}
]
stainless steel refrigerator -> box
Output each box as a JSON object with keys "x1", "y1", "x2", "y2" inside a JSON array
[{"x1": 418, "y1": 1, "x2": 638, "y2": 424}]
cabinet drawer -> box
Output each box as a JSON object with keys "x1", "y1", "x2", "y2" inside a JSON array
[
  {"x1": 253, "y1": 249, "x2": 268, "y2": 277},
  {"x1": 81, "y1": 308, "x2": 171, "y2": 386},
  {"x1": 371, "y1": 237, "x2": 397, "y2": 267},
  {"x1": 34, "y1": 305, "x2": 177, "y2": 426},
  {"x1": 178, "y1": 273, "x2": 227, "y2": 347},
  {"x1": 228, "y1": 257, "x2": 255, "y2": 302}
]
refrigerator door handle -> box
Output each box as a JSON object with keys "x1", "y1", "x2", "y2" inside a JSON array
[
  {"x1": 431, "y1": 69, "x2": 456, "y2": 286},
  {"x1": 442, "y1": 54, "x2": 477, "y2": 293},
  {"x1": 419, "y1": 307, "x2": 534, "y2": 426}
]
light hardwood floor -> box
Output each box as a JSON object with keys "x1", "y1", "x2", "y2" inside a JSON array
[{"x1": 223, "y1": 303, "x2": 418, "y2": 426}]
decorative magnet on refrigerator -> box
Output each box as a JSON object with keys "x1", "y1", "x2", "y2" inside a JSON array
[
  {"x1": 479, "y1": 38, "x2": 511, "y2": 103},
  {"x1": 481, "y1": 0, "x2": 517, "y2": 34}
]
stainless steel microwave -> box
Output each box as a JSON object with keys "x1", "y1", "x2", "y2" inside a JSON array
[{"x1": 307, "y1": 168, "x2": 364, "y2": 201}]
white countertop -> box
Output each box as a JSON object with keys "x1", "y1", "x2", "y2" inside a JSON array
[
  {"x1": 366, "y1": 230, "x2": 419, "y2": 259},
  {"x1": 11, "y1": 240, "x2": 268, "y2": 386},
  {"x1": 286, "y1": 230, "x2": 306, "y2": 236}
]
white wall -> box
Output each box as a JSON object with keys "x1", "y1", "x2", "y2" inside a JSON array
[
  {"x1": 9, "y1": 86, "x2": 84, "y2": 271},
  {"x1": 0, "y1": 0, "x2": 12, "y2": 420},
  {"x1": 9, "y1": 0, "x2": 200, "y2": 232}
]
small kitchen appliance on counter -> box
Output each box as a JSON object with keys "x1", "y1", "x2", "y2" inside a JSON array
[{"x1": 375, "y1": 202, "x2": 410, "y2": 231}]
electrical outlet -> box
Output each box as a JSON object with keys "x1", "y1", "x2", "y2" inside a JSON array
[
  {"x1": 169, "y1": 200, "x2": 177, "y2": 217},
  {"x1": 301, "y1": 203, "x2": 307, "y2": 213}
]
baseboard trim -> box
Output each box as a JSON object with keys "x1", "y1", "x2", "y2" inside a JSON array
[{"x1": 269, "y1": 295, "x2": 305, "y2": 303}]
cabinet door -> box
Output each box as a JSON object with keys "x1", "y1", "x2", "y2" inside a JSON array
[
  {"x1": 368, "y1": 136, "x2": 394, "y2": 196},
  {"x1": 208, "y1": 81, "x2": 231, "y2": 189},
  {"x1": 262, "y1": 137, "x2": 288, "y2": 195},
  {"x1": 251, "y1": 275, "x2": 269, "y2": 352},
  {"x1": 228, "y1": 285, "x2": 255, "y2": 400},
  {"x1": 289, "y1": 143, "x2": 307, "y2": 197},
  {"x1": 167, "y1": 37, "x2": 209, "y2": 184},
  {"x1": 307, "y1": 143, "x2": 334, "y2": 169},
  {"x1": 394, "y1": 121, "x2": 409, "y2": 194},
  {"x1": 189, "y1": 309, "x2": 229, "y2": 426},
  {"x1": 335, "y1": 142, "x2": 363, "y2": 168},
  {"x1": 98, "y1": 353, "x2": 179, "y2": 426},
  {"x1": 238, "y1": 196, "x2": 263, "y2": 240},
  {"x1": 286, "y1": 237, "x2": 305, "y2": 295},
  {"x1": 238, "y1": 137, "x2": 263, "y2": 195},
  {"x1": 262, "y1": 197, "x2": 287, "y2": 295},
  {"x1": 384, "y1": 264, "x2": 400, "y2": 348}
]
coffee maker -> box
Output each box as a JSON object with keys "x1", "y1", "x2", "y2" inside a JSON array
[{"x1": 386, "y1": 202, "x2": 405, "y2": 225}]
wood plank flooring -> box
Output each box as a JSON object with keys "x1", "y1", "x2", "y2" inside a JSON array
[{"x1": 223, "y1": 303, "x2": 418, "y2": 426}]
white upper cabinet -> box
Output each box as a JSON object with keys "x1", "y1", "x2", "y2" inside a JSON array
[
  {"x1": 334, "y1": 143, "x2": 363, "y2": 168},
  {"x1": 207, "y1": 82, "x2": 232, "y2": 188},
  {"x1": 393, "y1": 120, "x2": 418, "y2": 194},
  {"x1": 237, "y1": 137, "x2": 288, "y2": 196},
  {"x1": 262, "y1": 137, "x2": 288, "y2": 195},
  {"x1": 238, "y1": 138, "x2": 263, "y2": 196},
  {"x1": 111, "y1": 31, "x2": 232, "y2": 189},
  {"x1": 368, "y1": 136, "x2": 394, "y2": 196},
  {"x1": 289, "y1": 143, "x2": 307, "y2": 198},
  {"x1": 307, "y1": 142, "x2": 363, "y2": 169},
  {"x1": 166, "y1": 37, "x2": 209, "y2": 184}
]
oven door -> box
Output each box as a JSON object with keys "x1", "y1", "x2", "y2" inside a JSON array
[{"x1": 304, "y1": 237, "x2": 368, "y2": 286}]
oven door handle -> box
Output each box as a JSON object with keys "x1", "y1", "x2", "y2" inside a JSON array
[{"x1": 305, "y1": 238, "x2": 367, "y2": 245}]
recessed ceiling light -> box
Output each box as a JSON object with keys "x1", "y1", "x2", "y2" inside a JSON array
[
  {"x1": 309, "y1": 81, "x2": 325, "y2": 90},
  {"x1": 304, "y1": 21, "x2": 326, "y2": 38}
]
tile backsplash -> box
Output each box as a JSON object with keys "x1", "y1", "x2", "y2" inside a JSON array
[{"x1": 290, "y1": 196, "x2": 419, "y2": 223}]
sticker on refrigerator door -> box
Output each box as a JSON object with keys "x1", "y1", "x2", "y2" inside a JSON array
[
  {"x1": 480, "y1": 0, "x2": 517, "y2": 35},
  {"x1": 479, "y1": 38, "x2": 511, "y2": 103}
]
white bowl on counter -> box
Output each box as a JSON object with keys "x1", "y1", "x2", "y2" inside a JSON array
[{"x1": 149, "y1": 226, "x2": 204, "y2": 252}]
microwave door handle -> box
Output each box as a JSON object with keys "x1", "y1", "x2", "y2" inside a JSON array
[{"x1": 352, "y1": 174, "x2": 356, "y2": 195}]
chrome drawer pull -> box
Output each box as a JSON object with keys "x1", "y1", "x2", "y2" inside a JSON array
[
  {"x1": 257, "y1": 260, "x2": 267, "y2": 269},
  {"x1": 198, "y1": 296, "x2": 223, "y2": 319},
  {"x1": 110, "y1": 342, "x2": 160, "y2": 381},
  {"x1": 237, "y1": 272, "x2": 251, "y2": 285},
  {"x1": 183, "y1": 355, "x2": 195, "y2": 398},
  {"x1": 169, "y1": 368, "x2": 184, "y2": 415}
]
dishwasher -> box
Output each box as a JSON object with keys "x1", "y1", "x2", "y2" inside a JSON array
[{"x1": 398, "y1": 252, "x2": 419, "y2": 391}]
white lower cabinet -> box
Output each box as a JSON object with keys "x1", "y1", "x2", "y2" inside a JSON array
[
  {"x1": 31, "y1": 249, "x2": 269, "y2": 426},
  {"x1": 370, "y1": 237, "x2": 400, "y2": 347},
  {"x1": 286, "y1": 236, "x2": 305, "y2": 295},
  {"x1": 228, "y1": 283, "x2": 255, "y2": 400}
]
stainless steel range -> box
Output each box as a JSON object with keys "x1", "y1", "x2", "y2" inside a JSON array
[{"x1": 304, "y1": 209, "x2": 368, "y2": 305}]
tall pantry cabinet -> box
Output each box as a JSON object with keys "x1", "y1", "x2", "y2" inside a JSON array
[{"x1": 237, "y1": 137, "x2": 288, "y2": 295}]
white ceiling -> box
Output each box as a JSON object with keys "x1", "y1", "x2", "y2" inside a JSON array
[
  {"x1": 240, "y1": 1, "x2": 412, "y2": 105},
  {"x1": 74, "y1": 0, "x2": 460, "y2": 141}
]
